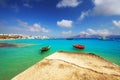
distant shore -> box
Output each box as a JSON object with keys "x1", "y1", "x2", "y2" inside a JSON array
[
  {"x1": 0, "y1": 39, "x2": 18, "y2": 40},
  {"x1": 0, "y1": 34, "x2": 50, "y2": 40},
  {"x1": 12, "y1": 51, "x2": 120, "y2": 80}
]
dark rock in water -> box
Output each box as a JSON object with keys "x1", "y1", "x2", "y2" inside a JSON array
[
  {"x1": 59, "y1": 50, "x2": 64, "y2": 52},
  {"x1": 88, "y1": 53, "x2": 95, "y2": 55},
  {"x1": 0, "y1": 43, "x2": 17, "y2": 47}
]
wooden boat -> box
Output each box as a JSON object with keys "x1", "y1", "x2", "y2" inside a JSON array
[
  {"x1": 40, "y1": 46, "x2": 50, "y2": 52},
  {"x1": 66, "y1": 38, "x2": 73, "y2": 40},
  {"x1": 73, "y1": 44, "x2": 85, "y2": 49}
]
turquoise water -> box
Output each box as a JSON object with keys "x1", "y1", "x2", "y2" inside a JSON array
[{"x1": 0, "y1": 39, "x2": 120, "y2": 80}]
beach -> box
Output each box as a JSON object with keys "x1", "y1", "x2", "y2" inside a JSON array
[{"x1": 12, "y1": 51, "x2": 120, "y2": 80}]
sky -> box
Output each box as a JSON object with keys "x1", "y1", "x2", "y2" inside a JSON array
[{"x1": 0, "y1": 0, "x2": 120, "y2": 37}]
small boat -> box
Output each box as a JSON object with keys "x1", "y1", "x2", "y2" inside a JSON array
[
  {"x1": 66, "y1": 38, "x2": 73, "y2": 40},
  {"x1": 73, "y1": 44, "x2": 85, "y2": 49},
  {"x1": 40, "y1": 46, "x2": 50, "y2": 52}
]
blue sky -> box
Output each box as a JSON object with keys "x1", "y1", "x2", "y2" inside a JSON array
[{"x1": 0, "y1": 0, "x2": 120, "y2": 37}]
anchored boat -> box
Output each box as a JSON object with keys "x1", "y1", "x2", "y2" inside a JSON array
[
  {"x1": 73, "y1": 44, "x2": 85, "y2": 49},
  {"x1": 40, "y1": 46, "x2": 50, "y2": 52}
]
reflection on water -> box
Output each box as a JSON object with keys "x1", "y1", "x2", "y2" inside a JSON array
[
  {"x1": 0, "y1": 43, "x2": 17, "y2": 47},
  {"x1": 0, "y1": 42, "x2": 36, "y2": 48}
]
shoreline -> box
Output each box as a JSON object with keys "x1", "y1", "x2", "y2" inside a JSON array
[{"x1": 12, "y1": 51, "x2": 120, "y2": 80}]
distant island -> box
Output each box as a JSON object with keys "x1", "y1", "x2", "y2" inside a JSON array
[
  {"x1": 72, "y1": 34, "x2": 120, "y2": 39},
  {"x1": 0, "y1": 34, "x2": 120, "y2": 40}
]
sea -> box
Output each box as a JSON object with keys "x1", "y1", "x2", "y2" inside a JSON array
[{"x1": 0, "y1": 39, "x2": 120, "y2": 80}]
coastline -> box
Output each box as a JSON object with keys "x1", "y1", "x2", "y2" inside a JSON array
[{"x1": 12, "y1": 51, "x2": 120, "y2": 80}]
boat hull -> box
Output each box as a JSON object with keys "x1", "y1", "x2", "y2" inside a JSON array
[
  {"x1": 40, "y1": 46, "x2": 50, "y2": 52},
  {"x1": 73, "y1": 45, "x2": 85, "y2": 49}
]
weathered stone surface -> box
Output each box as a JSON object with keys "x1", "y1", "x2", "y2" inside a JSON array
[{"x1": 12, "y1": 52, "x2": 120, "y2": 80}]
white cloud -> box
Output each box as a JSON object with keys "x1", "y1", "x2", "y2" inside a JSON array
[
  {"x1": 78, "y1": 11, "x2": 89, "y2": 21},
  {"x1": 87, "y1": 28, "x2": 111, "y2": 36},
  {"x1": 87, "y1": 28, "x2": 97, "y2": 34},
  {"x1": 79, "y1": 31, "x2": 90, "y2": 38},
  {"x1": 23, "y1": 3, "x2": 32, "y2": 8},
  {"x1": 113, "y1": 20, "x2": 120, "y2": 28},
  {"x1": 92, "y1": 0, "x2": 120, "y2": 15},
  {"x1": 78, "y1": 0, "x2": 120, "y2": 21},
  {"x1": 17, "y1": 19, "x2": 28, "y2": 27},
  {"x1": 80, "y1": 28, "x2": 111, "y2": 37},
  {"x1": 28, "y1": 23, "x2": 49, "y2": 33},
  {"x1": 16, "y1": 20, "x2": 49, "y2": 33},
  {"x1": 62, "y1": 30, "x2": 72, "y2": 35},
  {"x1": 80, "y1": 31, "x2": 89, "y2": 35},
  {"x1": 57, "y1": 19, "x2": 73, "y2": 28},
  {"x1": 57, "y1": 0, "x2": 81, "y2": 8}
]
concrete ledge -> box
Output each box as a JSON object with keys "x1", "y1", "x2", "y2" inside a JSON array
[{"x1": 12, "y1": 51, "x2": 120, "y2": 80}]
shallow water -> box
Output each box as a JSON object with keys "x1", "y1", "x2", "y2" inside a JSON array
[{"x1": 0, "y1": 39, "x2": 120, "y2": 80}]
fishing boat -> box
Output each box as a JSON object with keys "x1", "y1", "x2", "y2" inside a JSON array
[
  {"x1": 40, "y1": 46, "x2": 50, "y2": 52},
  {"x1": 73, "y1": 44, "x2": 85, "y2": 49},
  {"x1": 66, "y1": 38, "x2": 73, "y2": 40}
]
